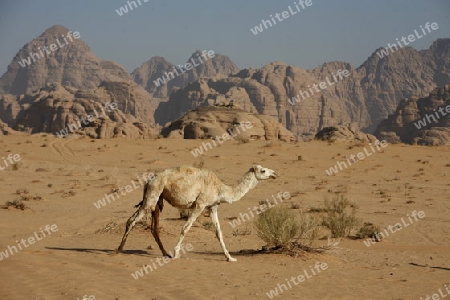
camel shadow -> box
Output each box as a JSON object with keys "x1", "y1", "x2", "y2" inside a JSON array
[
  {"x1": 191, "y1": 248, "x2": 274, "y2": 259},
  {"x1": 46, "y1": 247, "x2": 150, "y2": 256},
  {"x1": 409, "y1": 263, "x2": 450, "y2": 271}
]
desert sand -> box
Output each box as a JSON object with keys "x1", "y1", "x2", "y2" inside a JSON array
[{"x1": 0, "y1": 135, "x2": 449, "y2": 300}]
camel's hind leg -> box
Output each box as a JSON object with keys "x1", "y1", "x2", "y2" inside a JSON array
[
  {"x1": 116, "y1": 207, "x2": 146, "y2": 253},
  {"x1": 116, "y1": 181, "x2": 163, "y2": 253},
  {"x1": 151, "y1": 197, "x2": 171, "y2": 258},
  {"x1": 209, "y1": 205, "x2": 236, "y2": 262}
]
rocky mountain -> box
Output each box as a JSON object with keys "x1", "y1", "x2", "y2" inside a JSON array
[
  {"x1": 155, "y1": 61, "x2": 363, "y2": 138},
  {"x1": 1, "y1": 24, "x2": 449, "y2": 140},
  {"x1": 154, "y1": 39, "x2": 450, "y2": 138},
  {"x1": 161, "y1": 106, "x2": 295, "y2": 142},
  {"x1": 1, "y1": 82, "x2": 159, "y2": 139},
  {"x1": 375, "y1": 85, "x2": 450, "y2": 146},
  {"x1": 0, "y1": 25, "x2": 132, "y2": 95},
  {"x1": 132, "y1": 51, "x2": 239, "y2": 99}
]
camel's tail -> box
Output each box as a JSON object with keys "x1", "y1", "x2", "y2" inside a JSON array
[{"x1": 134, "y1": 181, "x2": 163, "y2": 211}]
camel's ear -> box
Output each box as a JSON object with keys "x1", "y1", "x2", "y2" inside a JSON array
[{"x1": 249, "y1": 164, "x2": 260, "y2": 173}]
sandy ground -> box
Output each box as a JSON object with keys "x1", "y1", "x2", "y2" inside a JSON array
[{"x1": 0, "y1": 134, "x2": 449, "y2": 300}]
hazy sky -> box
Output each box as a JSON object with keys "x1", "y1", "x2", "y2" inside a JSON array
[{"x1": 0, "y1": 0, "x2": 449, "y2": 75}]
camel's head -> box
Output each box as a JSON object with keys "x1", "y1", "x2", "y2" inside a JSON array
[{"x1": 249, "y1": 164, "x2": 277, "y2": 180}]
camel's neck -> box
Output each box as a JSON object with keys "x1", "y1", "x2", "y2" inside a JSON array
[{"x1": 221, "y1": 171, "x2": 259, "y2": 203}]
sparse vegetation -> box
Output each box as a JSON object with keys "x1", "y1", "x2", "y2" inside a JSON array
[
  {"x1": 2, "y1": 200, "x2": 27, "y2": 210},
  {"x1": 202, "y1": 221, "x2": 214, "y2": 231},
  {"x1": 15, "y1": 188, "x2": 29, "y2": 195},
  {"x1": 255, "y1": 206, "x2": 299, "y2": 249},
  {"x1": 254, "y1": 206, "x2": 320, "y2": 253},
  {"x1": 232, "y1": 226, "x2": 252, "y2": 236},
  {"x1": 355, "y1": 222, "x2": 382, "y2": 241},
  {"x1": 193, "y1": 159, "x2": 205, "y2": 169},
  {"x1": 179, "y1": 209, "x2": 191, "y2": 219},
  {"x1": 290, "y1": 203, "x2": 300, "y2": 209},
  {"x1": 321, "y1": 195, "x2": 360, "y2": 238}
]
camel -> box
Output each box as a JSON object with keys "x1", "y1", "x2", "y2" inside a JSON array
[{"x1": 116, "y1": 164, "x2": 276, "y2": 261}]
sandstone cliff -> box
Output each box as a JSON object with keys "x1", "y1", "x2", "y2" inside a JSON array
[
  {"x1": 375, "y1": 85, "x2": 450, "y2": 146},
  {"x1": 3, "y1": 83, "x2": 158, "y2": 139},
  {"x1": 154, "y1": 39, "x2": 450, "y2": 138}
]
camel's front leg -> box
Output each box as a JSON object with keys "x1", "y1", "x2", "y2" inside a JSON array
[
  {"x1": 209, "y1": 205, "x2": 236, "y2": 262},
  {"x1": 173, "y1": 208, "x2": 203, "y2": 258}
]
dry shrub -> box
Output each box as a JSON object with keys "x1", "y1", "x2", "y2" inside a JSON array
[
  {"x1": 193, "y1": 159, "x2": 205, "y2": 169},
  {"x1": 179, "y1": 209, "x2": 192, "y2": 219},
  {"x1": 355, "y1": 222, "x2": 382, "y2": 241},
  {"x1": 2, "y1": 200, "x2": 27, "y2": 210},
  {"x1": 321, "y1": 194, "x2": 360, "y2": 238},
  {"x1": 232, "y1": 225, "x2": 252, "y2": 236},
  {"x1": 255, "y1": 206, "x2": 298, "y2": 249},
  {"x1": 255, "y1": 206, "x2": 319, "y2": 252},
  {"x1": 202, "y1": 221, "x2": 214, "y2": 231}
]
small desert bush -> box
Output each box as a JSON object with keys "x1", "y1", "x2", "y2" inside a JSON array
[
  {"x1": 321, "y1": 195, "x2": 360, "y2": 238},
  {"x1": 193, "y1": 159, "x2": 205, "y2": 169},
  {"x1": 179, "y1": 209, "x2": 191, "y2": 219},
  {"x1": 255, "y1": 206, "x2": 319, "y2": 251},
  {"x1": 202, "y1": 221, "x2": 214, "y2": 231},
  {"x1": 232, "y1": 225, "x2": 252, "y2": 236},
  {"x1": 355, "y1": 222, "x2": 382, "y2": 241},
  {"x1": 2, "y1": 200, "x2": 27, "y2": 210},
  {"x1": 15, "y1": 188, "x2": 29, "y2": 195},
  {"x1": 255, "y1": 206, "x2": 298, "y2": 249},
  {"x1": 11, "y1": 163, "x2": 20, "y2": 171}
]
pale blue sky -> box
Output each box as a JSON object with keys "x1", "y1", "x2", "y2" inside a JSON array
[{"x1": 0, "y1": 0, "x2": 449, "y2": 75}]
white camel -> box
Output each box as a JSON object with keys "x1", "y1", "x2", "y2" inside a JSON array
[{"x1": 116, "y1": 164, "x2": 276, "y2": 261}]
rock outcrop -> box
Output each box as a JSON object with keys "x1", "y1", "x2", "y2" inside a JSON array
[
  {"x1": 161, "y1": 106, "x2": 296, "y2": 142},
  {"x1": 5, "y1": 83, "x2": 158, "y2": 139},
  {"x1": 0, "y1": 120, "x2": 17, "y2": 136},
  {"x1": 315, "y1": 125, "x2": 378, "y2": 143},
  {"x1": 375, "y1": 85, "x2": 450, "y2": 146}
]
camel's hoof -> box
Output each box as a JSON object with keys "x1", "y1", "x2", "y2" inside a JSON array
[
  {"x1": 115, "y1": 247, "x2": 123, "y2": 254},
  {"x1": 163, "y1": 254, "x2": 173, "y2": 259},
  {"x1": 227, "y1": 257, "x2": 237, "y2": 262}
]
